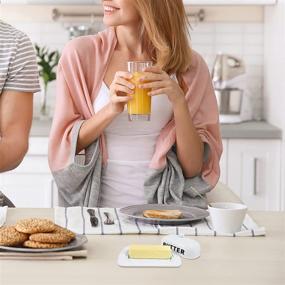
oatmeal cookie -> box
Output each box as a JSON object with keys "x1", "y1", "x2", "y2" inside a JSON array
[
  {"x1": 53, "y1": 225, "x2": 76, "y2": 240},
  {"x1": 29, "y1": 232, "x2": 72, "y2": 244},
  {"x1": 15, "y1": 218, "x2": 56, "y2": 234},
  {"x1": 0, "y1": 226, "x2": 29, "y2": 246},
  {"x1": 23, "y1": 240, "x2": 67, "y2": 249}
]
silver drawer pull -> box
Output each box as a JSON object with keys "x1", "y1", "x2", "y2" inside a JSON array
[{"x1": 253, "y1": 158, "x2": 259, "y2": 195}]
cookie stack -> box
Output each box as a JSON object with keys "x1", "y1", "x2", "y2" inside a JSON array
[{"x1": 0, "y1": 218, "x2": 75, "y2": 249}]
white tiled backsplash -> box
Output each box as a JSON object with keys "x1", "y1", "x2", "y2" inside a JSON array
[{"x1": 7, "y1": 20, "x2": 264, "y2": 120}]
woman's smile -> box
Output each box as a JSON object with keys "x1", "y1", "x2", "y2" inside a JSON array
[{"x1": 104, "y1": 5, "x2": 120, "y2": 16}]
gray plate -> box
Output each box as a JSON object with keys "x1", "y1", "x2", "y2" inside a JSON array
[
  {"x1": 119, "y1": 204, "x2": 209, "y2": 225},
  {"x1": 0, "y1": 235, "x2": 88, "y2": 253}
]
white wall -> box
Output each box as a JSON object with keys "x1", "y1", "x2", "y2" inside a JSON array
[
  {"x1": 264, "y1": 1, "x2": 285, "y2": 210},
  {"x1": 0, "y1": 5, "x2": 264, "y2": 120}
]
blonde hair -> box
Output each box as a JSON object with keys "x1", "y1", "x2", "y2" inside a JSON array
[{"x1": 133, "y1": 0, "x2": 192, "y2": 76}]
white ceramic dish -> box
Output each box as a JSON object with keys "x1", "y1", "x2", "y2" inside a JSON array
[
  {"x1": 208, "y1": 202, "x2": 247, "y2": 233},
  {"x1": 117, "y1": 246, "x2": 182, "y2": 268},
  {"x1": 0, "y1": 235, "x2": 88, "y2": 253},
  {"x1": 119, "y1": 204, "x2": 209, "y2": 225}
]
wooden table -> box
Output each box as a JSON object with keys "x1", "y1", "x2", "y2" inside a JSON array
[{"x1": 0, "y1": 209, "x2": 284, "y2": 285}]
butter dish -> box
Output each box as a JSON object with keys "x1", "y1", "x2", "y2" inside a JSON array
[
  {"x1": 117, "y1": 246, "x2": 181, "y2": 267},
  {"x1": 161, "y1": 235, "x2": 201, "y2": 260}
]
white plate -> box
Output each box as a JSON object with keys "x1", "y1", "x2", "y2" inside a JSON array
[
  {"x1": 0, "y1": 235, "x2": 88, "y2": 253},
  {"x1": 119, "y1": 204, "x2": 209, "y2": 225},
  {"x1": 117, "y1": 246, "x2": 182, "y2": 268}
]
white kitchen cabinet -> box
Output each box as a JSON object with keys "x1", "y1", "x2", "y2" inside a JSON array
[
  {"x1": 0, "y1": 173, "x2": 53, "y2": 208},
  {"x1": 0, "y1": 137, "x2": 282, "y2": 210},
  {"x1": 0, "y1": 138, "x2": 55, "y2": 208},
  {"x1": 227, "y1": 139, "x2": 281, "y2": 211}
]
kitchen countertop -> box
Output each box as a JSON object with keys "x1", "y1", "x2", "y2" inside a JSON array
[
  {"x1": 220, "y1": 121, "x2": 282, "y2": 139},
  {"x1": 30, "y1": 119, "x2": 282, "y2": 140},
  {"x1": 1, "y1": 208, "x2": 284, "y2": 285}
]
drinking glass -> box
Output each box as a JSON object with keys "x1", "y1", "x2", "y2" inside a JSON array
[{"x1": 127, "y1": 61, "x2": 153, "y2": 121}]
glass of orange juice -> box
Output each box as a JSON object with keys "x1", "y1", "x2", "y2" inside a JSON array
[{"x1": 127, "y1": 61, "x2": 153, "y2": 121}]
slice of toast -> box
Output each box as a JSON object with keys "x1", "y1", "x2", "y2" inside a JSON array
[{"x1": 143, "y1": 209, "x2": 183, "y2": 219}]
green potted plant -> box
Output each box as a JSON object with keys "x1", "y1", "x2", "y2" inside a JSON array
[{"x1": 35, "y1": 44, "x2": 60, "y2": 119}]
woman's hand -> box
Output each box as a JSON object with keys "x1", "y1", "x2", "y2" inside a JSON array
[
  {"x1": 138, "y1": 66, "x2": 186, "y2": 107},
  {"x1": 109, "y1": 71, "x2": 135, "y2": 115},
  {"x1": 76, "y1": 71, "x2": 134, "y2": 153}
]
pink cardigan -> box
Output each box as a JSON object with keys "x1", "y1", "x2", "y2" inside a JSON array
[{"x1": 48, "y1": 27, "x2": 223, "y2": 188}]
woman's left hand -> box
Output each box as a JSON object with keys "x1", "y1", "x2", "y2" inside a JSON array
[{"x1": 138, "y1": 66, "x2": 186, "y2": 107}]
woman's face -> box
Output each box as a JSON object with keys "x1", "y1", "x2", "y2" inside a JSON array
[{"x1": 102, "y1": 0, "x2": 140, "y2": 27}]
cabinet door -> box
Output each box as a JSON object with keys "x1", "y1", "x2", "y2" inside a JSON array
[
  {"x1": 0, "y1": 172, "x2": 53, "y2": 208},
  {"x1": 219, "y1": 139, "x2": 228, "y2": 184},
  {"x1": 0, "y1": 138, "x2": 53, "y2": 208},
  {"x1": 227, "y1": 139, "x2": 281, "y2": 210}
]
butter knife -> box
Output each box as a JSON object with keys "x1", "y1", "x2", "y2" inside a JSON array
[{"x1": 87, "y1": 209, "x2": 98, "y2": 227}]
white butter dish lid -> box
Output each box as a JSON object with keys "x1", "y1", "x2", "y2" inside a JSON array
[{"x1": 161, "y1": 235, "x2": 200, "y2": 260}]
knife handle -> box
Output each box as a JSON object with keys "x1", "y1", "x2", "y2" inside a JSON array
[{"x1": 90, "y1": 216, "x2": 98, "y2": 227}]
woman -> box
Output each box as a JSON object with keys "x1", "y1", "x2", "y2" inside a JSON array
[{"x1": 48, "y1": 0, "x2": 222, "y2": 208}]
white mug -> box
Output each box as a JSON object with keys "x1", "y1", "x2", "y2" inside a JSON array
[{"x1": 208, "y1": 202, "x2": 247, "y2": 233}]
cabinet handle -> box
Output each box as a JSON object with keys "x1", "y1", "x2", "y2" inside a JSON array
[{"x1": 253, "y1": 158, "x2": 258, "y2": 195}]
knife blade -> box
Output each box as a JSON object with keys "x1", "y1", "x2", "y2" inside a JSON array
[{"x1": 87, "y1": 209, "x2": 98, "y2": 227}]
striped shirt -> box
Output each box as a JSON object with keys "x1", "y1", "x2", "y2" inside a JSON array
[{"x1": 0, "y1": 20, "x2": 41, "y2": 95}]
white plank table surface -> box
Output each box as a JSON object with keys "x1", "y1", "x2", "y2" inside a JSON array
[{"x1": 0, "y1": 208, "x2": 284, "y2": 285}]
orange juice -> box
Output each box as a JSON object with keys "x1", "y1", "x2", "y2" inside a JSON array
[{"x1": 127, "y1": 71, "x2": 151, "y2": 121}]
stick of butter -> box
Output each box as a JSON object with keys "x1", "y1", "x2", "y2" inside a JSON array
[{"x1": 128, "y1": 245, "x2": 172, "y2": 259}]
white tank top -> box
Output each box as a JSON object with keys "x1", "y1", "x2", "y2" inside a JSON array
[{"x1": 94, "y1": 82, "x2": 173, "y2": 207}]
